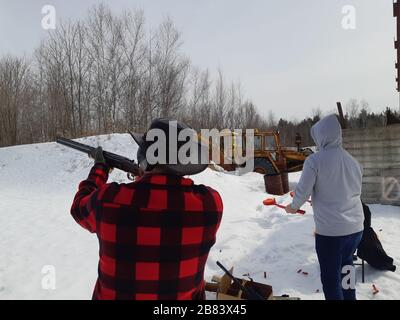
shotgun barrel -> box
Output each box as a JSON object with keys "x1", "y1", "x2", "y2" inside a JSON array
[{"x1": 56, "y1": 137, "x2": 140, "y2": 176}]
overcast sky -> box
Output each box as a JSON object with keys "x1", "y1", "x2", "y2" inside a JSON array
[{"x1": 0, "y1": 0, "x2": 398, "y2": 120}]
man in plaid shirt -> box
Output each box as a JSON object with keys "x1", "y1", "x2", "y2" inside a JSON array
[{"x1": 71, "y1": 119, "x2": 223, "y2": 300}]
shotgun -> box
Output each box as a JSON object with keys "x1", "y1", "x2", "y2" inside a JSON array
[
  {"x1": 216, "y1": 261, "x2": 266, "y2": 300},
  {"x1": 56, "y1": 137, "x2": 140, "y2": 177}
]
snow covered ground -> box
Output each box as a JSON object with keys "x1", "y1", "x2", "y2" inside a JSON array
[{"x1": 0, "y1": 133, "x2": 398, "y2": 300}]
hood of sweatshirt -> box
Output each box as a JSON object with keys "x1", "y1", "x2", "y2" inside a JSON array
[{"x1": 311, "y1": 114, "x2": 342, "y2": 150}]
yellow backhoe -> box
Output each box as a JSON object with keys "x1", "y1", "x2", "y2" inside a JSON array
[{"x1": 208, "y1": 129, "x2": 312, "y2": 174}]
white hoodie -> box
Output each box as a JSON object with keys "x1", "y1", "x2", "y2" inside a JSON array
[{"x1": 291, "y1": 114, "x2": 364, "y2": 237}]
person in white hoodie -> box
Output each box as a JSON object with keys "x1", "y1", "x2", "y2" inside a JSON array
[{"x1": 285, "y1": 114, "x2": 364, "y2": 300}]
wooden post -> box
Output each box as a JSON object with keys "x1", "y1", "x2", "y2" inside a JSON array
[
  {"x1": 336, "y1": 102, "x2": 346, "y2": 129},
  {"x1": 394, "y1": 1, "x2": 400, "y2": 92},
  {"x1": 394, "y1": 1, "x2": 400, "y2": 111}
]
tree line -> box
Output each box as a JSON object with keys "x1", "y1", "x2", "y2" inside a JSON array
[
  {"x1": 277, "y1": 101, "x2": 399, "y2": 147},
  {"x1": 0, "y1": 4, "x2": 398, "y2": 148}
]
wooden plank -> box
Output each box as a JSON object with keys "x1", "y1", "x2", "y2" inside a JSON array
[
  {"x1": 361, "y1": 184, "x2": 382, "y2": 193},
  {"x1": 362, "y1": 176, "x2": 398, "y2": 184},
  {"x1": 361, "y1": 197, "x2": 380, "y2": 204},
  {"x1": 343, "y1": 137, "x2": 400, "y2": 143},
  {"x1": 343, "y1": 134, "x2": 400, "y2": 143},
  {"x1": 358, "y1": 162, "x2": 400, "y2": 169},
  {"x1": 343, "y1": 140, "x2": 400, "y2": 149},
  {"x1": 381, "y1": 199, "x2": 400, "y2": 206},
  {"x1": 343, "y1": 129, "x2": 400, "y2": 143},
  {"x1": 357, "y1": 158, "x2": 400, "y2": 166},
  {"x1": 362, "y1": 168, "x2": 400, "y2": 177},
  {"x1": 342, "y1": 125, "x2": 400, "y2": 137},
  {"x1": 345, "y1": 149, "x2": 400, "y2": 158}
]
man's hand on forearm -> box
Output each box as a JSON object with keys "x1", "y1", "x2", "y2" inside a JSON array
[
  {"x1": 89, "y1": 146, "x2": 113, "y2": 173},
  {"x1": 89, "y1": 146, "x2": 106, "y2": 164}
]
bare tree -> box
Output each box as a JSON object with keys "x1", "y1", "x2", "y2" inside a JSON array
[
  {"x1": 0, "y1": 56, "x2": 30, "y2": 146},
  {"x1": 346, "y1": 98, "x2": 359, "y2": 129},
  {"x1": 267, "y1": 110, "x2": 276, "y2": 129},
  {"x1": 153, "y1": 18, "x2": 189, "y2": 119},
  {"x1": 2, "y1": 4, "x2": 393, "y2": 149},
  {"x1": 212, "y1": 69, "x2": 228, "y2": 129}
]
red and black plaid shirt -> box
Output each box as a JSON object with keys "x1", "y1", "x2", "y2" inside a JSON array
[{"x1": 71, "y1": 164, "x2": 223, "y2": 300}]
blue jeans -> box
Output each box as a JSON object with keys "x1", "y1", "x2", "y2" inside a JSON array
[{"x1": 315, "y1": 231, "x2": 363, "y2": 300}]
